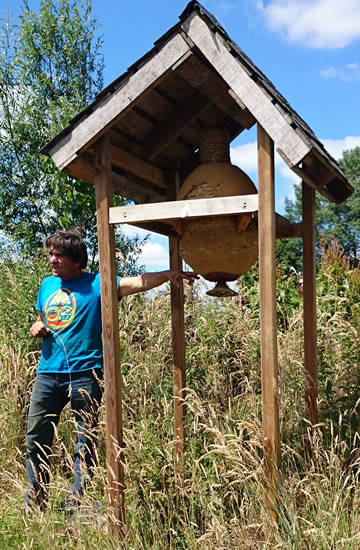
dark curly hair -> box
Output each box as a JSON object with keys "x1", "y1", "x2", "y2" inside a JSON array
[{"x1": 46, "y1": 231, "x2": 88, "y2": 269}]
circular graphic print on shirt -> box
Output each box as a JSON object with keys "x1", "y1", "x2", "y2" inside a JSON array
[{"x1": 44, "y1": 288, "x2": 76, "y2": 330}]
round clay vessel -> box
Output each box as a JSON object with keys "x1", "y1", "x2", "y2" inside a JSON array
[{"x1": 177, "y1": 161, "x2": 258, "y2": 282}]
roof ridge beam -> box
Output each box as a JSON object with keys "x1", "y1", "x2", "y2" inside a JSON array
[{"x1": 181, "y1": 12, "x2": 310, "y2": 166}]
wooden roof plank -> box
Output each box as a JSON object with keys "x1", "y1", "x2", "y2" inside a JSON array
[
  {"x1": 110, "y1": 144, "x2": 166, "y2": 188},
  {"x1": 142, "y1": 92, "x2": 210, "y2": 159},
  {"x1": 112, "y1": 171, "x2": 166, "y2": 203},
  {"x1": 181, "y1": 13, "x2": 311, "y2": 166},
  {"x1": 175, "y1": 53, "x2": 255, "y2": 130},
  {"x1": 65, "y1": 154, "x2": 165, "y2": 204},
  {"x1": 46, "y1": 33, "x2": 190, "y2": 171}
]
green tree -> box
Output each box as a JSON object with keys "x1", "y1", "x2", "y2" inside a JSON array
[
  {"x1": 0, "y1": 0, "x2": 145, "y2": 272},
  {"x1": 277, "y1": 147, "x2": 360, "y2": 271},
  {"x1": 0, "y1": 0, "x2": 104, "y2": 253}
]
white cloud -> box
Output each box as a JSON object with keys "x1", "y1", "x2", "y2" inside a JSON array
[
  {"x1": 230, "y1": 141, "x2": 257, "y2": 173},
  {"x1": 347, "y1": 62, "x2": 360, "y2": 70},
  {"x1": 137, "y1": 241, "x2": 169, "y2": 269},
  {"x1": 256, "y1": 0, "x2": 360, "y2": 49},
  {"x1": 230, "y1": 139, "x2": 300, "y2": 182},
  {"x1": 320, "y1": 62, "x2": 360, "y2": 81},
  {"x1": 320, "y1": 66, "x2": 340, "y2": 79},
  {"x1": 121, "y1": 224, "x2": 150, "y2": 239},
  {"x1": 230, "y1": 140, "x2": 300, "y2": 212},
  {"x1": 320, "y1": 136, "x2": 360, "y2": 159},
  {"x1": 120, "y1": 224, "x2": 169, "y2": 270}
]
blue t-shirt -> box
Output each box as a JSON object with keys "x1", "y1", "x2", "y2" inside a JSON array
[{"x1": 35, "y1": 272, "x2": 120, "y2": 374}]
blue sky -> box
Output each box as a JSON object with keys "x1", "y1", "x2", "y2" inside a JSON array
[{"x1": 1, "y1": 0, "x2": 360, "y2": 272}]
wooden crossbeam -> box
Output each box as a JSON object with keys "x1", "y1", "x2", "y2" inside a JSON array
[
  {"x1": 291, "y1": 163, "x2": 334, "y2": 203},
  {"x1": 142, "y1": 92, "x2": 210, "y2": 159},
  {"x1": 109, "y1": 194, "x2": 258, "y2": 225},
  {"x1": 62, "y1": 153, "x2": 165, "y2": 204},
  {"x1": 126, "y1": 221, "x2": 177, "y2": 237},
  {"x1": 110, "y1": 144, "x2": 166, "y2": 189},
  {"x1": 175, "y1": 51, "x2": 255, "y2": 130},
  {"x1": 275, "y1": 214, "x2": 302, "y2": 239},
  {"x1": 46, "y1": 33, "x2": 190, "y2": 171}
]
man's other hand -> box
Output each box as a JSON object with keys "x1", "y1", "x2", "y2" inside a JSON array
[{"x1": 30, "y1": 320, "x2": 50, "y2": 338}]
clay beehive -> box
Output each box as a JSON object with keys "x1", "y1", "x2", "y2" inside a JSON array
[{"x1": 177, "y1": 129, "x2": 258, "y2": 296}]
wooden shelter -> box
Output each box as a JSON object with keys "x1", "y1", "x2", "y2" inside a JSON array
[{"x1": 42, "y1": 1, "x2": 353, "y2": 529}]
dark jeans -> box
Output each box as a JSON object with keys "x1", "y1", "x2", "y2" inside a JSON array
[{"x1": 25, "y1": 370, "x2": 103, "y2": 504}]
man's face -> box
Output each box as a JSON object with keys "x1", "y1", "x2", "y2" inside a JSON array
[
  {"x1": 297, "y1": 277, "x2": 304, "y2": 297},
  {"x1": 48, "y1": 248, "x2": 81, "y2": 280}
]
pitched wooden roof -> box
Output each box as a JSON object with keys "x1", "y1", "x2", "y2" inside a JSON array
[{"x1": 43, "y1": 0, "x2": 353, "y2": 208}]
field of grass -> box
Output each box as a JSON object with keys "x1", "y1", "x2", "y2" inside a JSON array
[{"x1": 1, "y1": 241, "x2": 360, "y2": 548}]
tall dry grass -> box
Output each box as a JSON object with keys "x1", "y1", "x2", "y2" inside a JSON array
[{"x1": 1, "y1": 240, "x2": 360, "y2": 548}]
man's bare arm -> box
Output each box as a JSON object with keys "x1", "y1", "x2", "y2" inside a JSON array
[
  {"x1": 118, "y1": 270, "x2": 198, "y2": 298},
  {"x1": 30, "y1": 312, "x2": 50, "y2": 338}
]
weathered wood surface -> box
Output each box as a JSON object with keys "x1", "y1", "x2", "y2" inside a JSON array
[
  {"x1": 175, "y1": 53, "x2": 255, "y2": 130},
  {"x1": 112, "y1": 110, "x2": 154, "y2": 144},
  {"x1": 110, "y1": 144, "x2": 166, "y2": 189},
  {"x1": 66, "y1": 154, "x2": 166, "y2": 204},
  {"x1": 94, "y1": 135, "x2": 125, "y2": 532},
  {"x1": 182, "y1": 13, "x2": 310, "y2": 167},
  {"x1": 275, "y1": 214, "x2": 302, "y2": 239},
  {"x1": 48, "y1": 33, "x2": 190, "y2": 171},
  {"x1": 112, "y1": 171, "x2": 166, "y2": 204},
  {"x1": 142, "y1": 92, "x2": 210, "y2": 160},
  {"x1": 257, "y1": 124, "x2": 280, "y2": 524},
  {"x1": 126, "y1": 221, "x2": 177, "y2": 238},
  {"x1": 167, "y1": 174, "x2": 186, "y2": 458},
  {"x1": 289, "y1": 162, "x2": 334, "y2": 203},
  {"x1": 302, "y1": 181, "x2": 318, "y2": 426},
  {"x1": 109, "y1": 194, "x2": 259, "y2": 225}
]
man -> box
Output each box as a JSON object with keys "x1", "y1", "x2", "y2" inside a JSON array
[
  {"x1": 25, "y1": 230, "x2": 196, "y2": 513},
  {"x1": 297, "y1": 276, "x2": 304, "y2": 298}
]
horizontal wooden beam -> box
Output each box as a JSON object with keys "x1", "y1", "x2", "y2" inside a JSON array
[
  {"x1": 46, "y1": 33, "x2": 191, "y2": 171},
  {"x1": 290, "y1": 164, "x2": 335, "y2": 203},
  {"x1": 62, "y1": 153, "x2": 165, "y2": 203},
  {"x1": 277, "y1": 147, "x2": 341, "y2": 204},
  {"x1": 126, "y1": 221, "x2": 177, "y2": 238},
  {"x1": 109, "y1": 194, "x2": 258, "y2": 225},
  {"x1": 275, "y1": 214, "x2": 302, "y2": 239},
  {"x1": 112, "y1": 172, "x2": 165, "y2": 203},
  {"x1": 110, "y1": 144, "x2": 166, "y2": 189}
]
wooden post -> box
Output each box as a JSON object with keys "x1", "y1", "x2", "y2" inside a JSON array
[
  {"x1": 302, "y1": 181, "x2": 319, "y2": 425},
  {"x1": 167, "y1": 173, "x2": 186, "y2": 458},
  {"x1": 94, "y1": 135, "x2": 125, "y2": 534},
  {"x1": 257, "y1": 124, "x2": 280, "y2": 523}
]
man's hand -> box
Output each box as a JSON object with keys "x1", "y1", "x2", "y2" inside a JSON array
[
  {"x1": 30, "y1": 317, "x2": 50, "y2": 338},
  {"x1": 166, "y1": 270, "x2": 199, "y2": 287}
]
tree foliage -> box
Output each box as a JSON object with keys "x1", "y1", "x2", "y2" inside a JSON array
[
  {"x1": 278, "y1": 147, "x2": 360, "y2": 272},
  {"x1": 0, "y1": 0, "x2": 144, "y2": 270}
]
